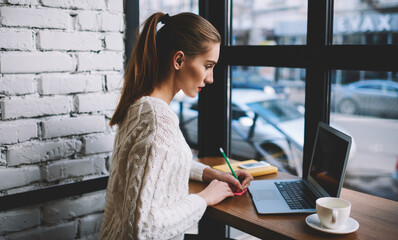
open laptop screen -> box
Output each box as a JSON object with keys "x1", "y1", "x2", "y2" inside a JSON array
[{"x1": 309, "y1": 123, "x2": 351, "y2": 197}]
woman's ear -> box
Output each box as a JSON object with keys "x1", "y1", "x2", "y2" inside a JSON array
[{"x1": 173, "y1": 51, "x2": 184, "y2": 71}]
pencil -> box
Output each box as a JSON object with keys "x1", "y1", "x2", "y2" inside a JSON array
[{"x1": 219, "y1": 147, "x2": 243, "y2": 190}]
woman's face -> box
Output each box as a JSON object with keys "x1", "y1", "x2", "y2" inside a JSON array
[{"x1": 175, "y1": 42, "x2": 220, "y2": 98}]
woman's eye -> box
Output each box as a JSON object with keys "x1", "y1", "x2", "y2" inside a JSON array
[{"x1": 205, "y1": 65, "x2": 212, "y2": 69}]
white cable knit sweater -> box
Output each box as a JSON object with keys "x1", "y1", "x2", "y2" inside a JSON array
[{"x1": 99, "y1": 96, "x2": 209, "y2": 240}]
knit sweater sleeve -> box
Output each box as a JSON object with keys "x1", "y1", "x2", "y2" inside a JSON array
[
  {"x1": 190, "y1": 160, "x2": 210, "y2": 182},
  {"x1": 131, "y1": 101, "x2": 207, "y2": 240}
]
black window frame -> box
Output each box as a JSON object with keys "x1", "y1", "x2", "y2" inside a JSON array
[{"x1": 198, "y1": 0, "x2": 398, "y2": 180}]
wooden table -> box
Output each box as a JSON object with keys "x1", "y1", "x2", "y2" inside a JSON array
[{"x1": 189, "y1": 157, "x2": 398, "y2": 240}]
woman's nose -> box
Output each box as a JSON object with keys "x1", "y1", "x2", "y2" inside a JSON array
[{"x1": 205, "y1": 73, "x2": 214, "y2": 84}]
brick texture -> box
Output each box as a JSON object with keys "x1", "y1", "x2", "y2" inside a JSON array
[
  {"x1": 0, "y1": 208, "x2": 40, "y2": 235},
  {"x1": 43, "y1": 191, "x2": 106, "y2": 223},
  {"x1": 39, "y1": 73, "x2": 102, "y2": 95},
  {"x1": 1, "y1": 96, "x2": 72, "y2": 119},
  {"x1": 0, "y1": 74, "x2": 36, "y2": 96},
  {"x1": 0, "y1": 52, "x2": 76, "y2": 73},
  {"x1": 0, "y1": 0, "x2": 123, "y2": 238}
]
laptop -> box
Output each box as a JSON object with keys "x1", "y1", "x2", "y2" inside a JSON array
[{"x1": 248, "y1": 121, "x2": 352, "y2": 214}]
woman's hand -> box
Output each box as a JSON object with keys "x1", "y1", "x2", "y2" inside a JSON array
[
  {"x1": 217, "y1": 169, "x2": 254, "y2": 192},
  {"x1": 197, "y1": 179, "x2": 234, "y2": 206},
  {"x1": 202, "y1": 167, "x2": 254, "y2": 193}
]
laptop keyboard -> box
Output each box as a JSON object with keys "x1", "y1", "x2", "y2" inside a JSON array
[{"x1": 274, "y1": 181, "x2": 317, "y2": 210}]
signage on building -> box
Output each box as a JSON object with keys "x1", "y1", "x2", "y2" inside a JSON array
[
  {"x1": 275, "y1": 13, "x2": 398, "y2": 36},
  {"x1": 334, "y1": 13, "x2": 398, "y2": 33}
]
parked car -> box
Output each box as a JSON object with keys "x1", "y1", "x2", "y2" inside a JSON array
[
  {"x1": 171, "y1": 89, "x2": 356, "y2": 176},
  {"x1": 232, "y1": 70, "x2": 286, "y2": 95},
  {"x1": 332, "y1": 80, "x2": 398, "y2": 119}
]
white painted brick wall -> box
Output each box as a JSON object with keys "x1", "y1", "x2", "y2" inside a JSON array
[
  {"x1": 92, "y1": 154, "x2": 108, "y2": 174},
  {"x1": 43, "y1": 158, "x2": 95, "y2": 182},
  {"x1": 104, "y1": 33, "x2": 124, "y2": 51},
  {"x1": 2, "y1": 227, "x2": 38, "y2": 240},
  {"x1": 75, "y1": 11, "x2": 124, "y2": 32},
  {"x1": 0, "y1": 166, "x2": 40, "y2": 190},
  {"x1": 77, "y1": 52, "x2": 123, "y2": 71},
  {"x1": 2, "y1": 219, "x2": 77, "y2": 240},
  {"x1": 106, "y1": 74, "x2": 123, "y2": 91},
  {"x1": 0, "y1": 74, "x2": 36, "y2": 96},
  {"x1": 99, "y1": 12, "x2": 124, "y2": 32},
  {"x1": 43, "y1": 191, "x2": 106, "y2": 223},
  {"x1": 38, "y1": 31, "x2": 102, "y2": 51},
  {"x1": 39, "y1": 221, "x2": 77, "y2": 240},
  {"x1": 0, "y1": 7, "x2": 70, "y2": 29},
  {"x1": 74, "y1": 11, "x2": 98, "y2": 31},
  {"x1": 1, "y1": 148, "x2": 6, "y2": 166},
  {"x1": 106, "y1": 0, "x2": 124, "y2": 12},
  {"x1": 41, "y1": 0, "x2": 107, "y2": 11},
  {"x1": 0, "y1": 29, "x2": 34, "y2": 51},
  {"x1": 7, "y1": 0, "x2": 39, "y2": 5},
  {"x1": 75, "y1": 92, "x2": 119, "y2": 113},
  {"x1": 41, "y1": 115, "x2": 105, "y2": 139},
  {"x1": 39, "y1": 73, "x2": 102, "y2": 95},
  {"x1": 1, "y1": 96, "x2": 72, "y2": 119},
  {"x1": 83, "y1": 134, "x2": 114, "y2": 154},
  {"x1": 6, "y1": 139, "x2": 82, "y2": 166},
  {"x1": 0, "y1": 208, "x2": 40, "y2": 235},
  {"x1": 79, "y1": 213, "x2": 104, "y2": 236},
  {"x1": 0, "y1": 120, "x2": 37, "y2": 145},
  {"x1": 0, "y1": 0, "x2": 124, "y2": 238},
  {"x1": 0, "y1": 52, "x2": 76, "y2": 73}
]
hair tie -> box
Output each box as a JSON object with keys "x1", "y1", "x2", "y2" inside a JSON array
[{"x1": 160, "y1": 13, "x2": 171, "y2": 25}]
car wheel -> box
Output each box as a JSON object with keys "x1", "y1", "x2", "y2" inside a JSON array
[{"x1": 339, "y1": 99, "x2": 358, "y2": 115}]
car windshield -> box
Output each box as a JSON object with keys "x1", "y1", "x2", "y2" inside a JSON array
[{"x1": 248, "y1": 99, "x2": 303, "y2": 123}]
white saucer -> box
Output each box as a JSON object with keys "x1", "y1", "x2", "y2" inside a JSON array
[{"x1": 305, "y1": 213, "x2": 359, "y2": 234}]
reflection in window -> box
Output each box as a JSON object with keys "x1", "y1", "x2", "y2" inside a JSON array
[
  {"x1": 331, "y1": 70, "x2": 398, "y2": 201},
  {"x1": 230, "y1": 66, "x2": 306, "y2": 176},
  {"x1": 232, "y1": 0, "x2": 308, "y2": 45},
  {"x1": 253, "y1": 99, "x2": 303, "y2": 122},
  {"x1": 333, "y1": 0, "x2": 398, "y2": 45}
]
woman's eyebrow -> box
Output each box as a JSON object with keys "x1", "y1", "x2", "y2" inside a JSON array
[{"x1": 206, "y1": 60, "x2": 217, "y2": 65}]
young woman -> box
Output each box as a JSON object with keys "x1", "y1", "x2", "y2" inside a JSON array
[{"x1": 99, "y1": 12, "x2": 253, "y2": 240}]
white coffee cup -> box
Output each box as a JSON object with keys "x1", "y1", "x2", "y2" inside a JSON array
[{"x1": 316, "y1": 197, "x2": 351, "y2": 229}]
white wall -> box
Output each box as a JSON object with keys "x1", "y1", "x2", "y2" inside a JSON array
[{"x1": 0, "y1": 0, "x2": 124, "y2": 239}]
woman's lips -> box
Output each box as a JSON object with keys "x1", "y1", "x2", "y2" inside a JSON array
[{"x1": 198, "y1": 87, "x2": 202, "y2": 92}]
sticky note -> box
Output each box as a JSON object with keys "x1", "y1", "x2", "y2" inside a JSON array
[{"x1": 233, "y1": 188, "x2": 247, "y2": 196}]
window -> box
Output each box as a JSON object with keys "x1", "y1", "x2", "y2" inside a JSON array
[
  {"x1": 140, "y1": 0, "x2": 198, "y2": 22},
  {"x1": 331, "y1": 70, "x2": 398, "y2": 200},
  {"x1": 232, "y1": 0, "x2": 308, "y2": 45},
  {"x1": 333, "y1": 0, "x2": 398, "y2": 45},
  {"x1": 199, "y1": 0, "x2": 398, "y2": 201},
  {"x1": 231, "y1": 66, "x2": 305, "y2": 175}
]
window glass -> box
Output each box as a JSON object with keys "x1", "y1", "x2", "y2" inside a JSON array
[
  {"x1": 333, "y1": 0, "x2": 398, "y2": 44},
  {"x1": 331, "y1": 70, "x2": 398, "y2": 201},
  {"x1": 231, "y1": 66, "x2": 306, "y2": 176},
  {"x1": 232, "y1": 0, "x2": 308, "y2": 45},
  {"x1": 140, "y1": 0, "x2": 198, "y2": 23}
]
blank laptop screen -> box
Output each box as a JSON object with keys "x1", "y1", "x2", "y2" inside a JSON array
[{"x1": 309, "y1": 124, "x2": 350, "y2": 197}]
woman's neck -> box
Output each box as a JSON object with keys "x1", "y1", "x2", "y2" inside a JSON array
[{"x1": 149, "y1": 77, "x2": 178, "y2": 104}]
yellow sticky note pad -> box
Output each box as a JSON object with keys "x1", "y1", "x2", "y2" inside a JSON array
[{"x1": 212, "y1": 159, "x2": 278, "y2": 177}]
